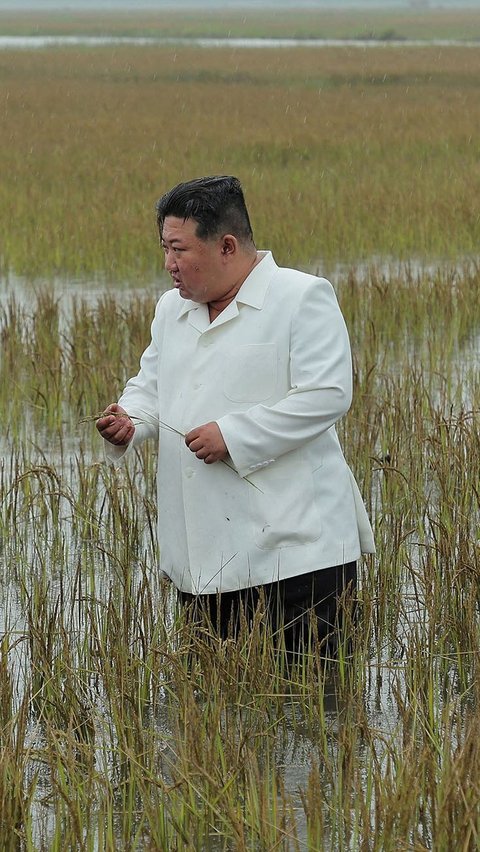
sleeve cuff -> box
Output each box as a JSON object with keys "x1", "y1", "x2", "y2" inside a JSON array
[
  {"x1": 103, "y1": 420, "x2": 155, "y2": 464},
  {"x1": 216, "y1": 416, "x2": 275, "y2": 479}
]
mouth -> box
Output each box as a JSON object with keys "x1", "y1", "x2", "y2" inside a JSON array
[{"x1": 173, "y1": 277, "x2": 188, "y2": 296}]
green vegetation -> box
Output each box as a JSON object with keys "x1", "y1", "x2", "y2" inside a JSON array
[
  {"x1": 1, "y1": 44, "x2": 480, "y2": 279},
  {"x1": 1, "y1": 8, "x2": 480, "y2": 41},
  {"x1": 0, "y1": 26, "x2": 479, "y2": 848},
  {"x1": 0, "y1": 261, "x2": 479, "y2": 848}
]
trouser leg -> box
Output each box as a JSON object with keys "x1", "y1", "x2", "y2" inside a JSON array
[
  {"x1": 177, "y1": 561, "x2": 357, "y2": 658},
  {"x1": 177, "y1": 586, "x2": 260, "y2": 641},
  {"x1": 265, "y1": 561, "x2": 357, "y2": 661}
]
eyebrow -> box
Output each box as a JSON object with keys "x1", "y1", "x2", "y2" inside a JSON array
[{"x1": 161, "y1": 236, "x2": 185, "y2": 247}]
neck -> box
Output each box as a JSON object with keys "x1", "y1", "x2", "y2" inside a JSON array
[
  {"x1": 208, "y1": 284, "x2": 241, "y2": 315},
  {"x1": 208, "y1": 251, "x2": 259, "y2": 321}
]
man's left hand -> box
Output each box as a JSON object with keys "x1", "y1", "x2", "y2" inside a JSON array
[{"x1": 185, "y1": 422, "x2": 228, "y2": 464}]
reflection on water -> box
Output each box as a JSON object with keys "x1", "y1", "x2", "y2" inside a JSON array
[
  {"x1": 0, "y1": 270, "x2": 168, "y2": 307},
  {"x1": 1, "y1": 35, "x2": 480, "y2": 50},
  {"x1": 2, "y1": 255, "x2": 478, "y2": 306},
  {"x1": 1, "y1": 268, "x2": 479, "y2": 847}
]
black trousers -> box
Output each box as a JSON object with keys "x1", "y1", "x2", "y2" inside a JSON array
[{"x1": 178, "y1": 561, "x2": 357, "y2": 660}]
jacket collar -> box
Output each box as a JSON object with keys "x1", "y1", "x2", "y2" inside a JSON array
[{"x1": 176, "y1": 251, "x2": 276, "y2": 323}]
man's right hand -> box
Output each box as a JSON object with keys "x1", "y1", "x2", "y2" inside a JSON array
[{"x1": 96, "y1": 404, "x2": 135, "y2": 447}]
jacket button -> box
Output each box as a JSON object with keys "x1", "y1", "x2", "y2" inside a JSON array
[{"x1": 185, "y1": 468, "x2": 195, "y2": 478}]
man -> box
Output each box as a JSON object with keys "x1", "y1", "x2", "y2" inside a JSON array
[{"x1": 96, "y1": 175, "x2": 375, "y2": 658}]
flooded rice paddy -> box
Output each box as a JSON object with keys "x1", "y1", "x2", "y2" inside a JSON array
[
  {"x1": 2, "y1": 35, "x2": 480, "y2": 49},
  {"x1": 1, "y1": 263, "x2": 479, "y2": 849}
]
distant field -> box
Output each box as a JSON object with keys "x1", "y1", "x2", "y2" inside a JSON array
[
  {"x1": 1, "y1": 8, "x2": 480, "y2": 40},
  {"x1": 1, "y1": 15, "x2": 480, "y2": 852},
  {"x1": 1, "y1": 41, "x2": 480, "y2": 279}
]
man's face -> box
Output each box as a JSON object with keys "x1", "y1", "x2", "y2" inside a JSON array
[{"x1": 161, "y1": 216, "x2": 225, "y2": 303}]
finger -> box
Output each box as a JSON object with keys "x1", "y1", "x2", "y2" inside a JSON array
[
  {"x1": 97, "y1": 415, "x2": 125, "y2": 434},
  {"x1": 112, "y1": 423, "x2": 134, "y2": 444},
  {"x1": 96, "y1": 408, "x2": 125, "y2": 430},
  {"x1": 100, "y1": 419, "x2": 134, "y2": 445},
  {"x1": 101, "y1": 405, "x2": 119, "y2": 419},
  {"x1": 185, "y1": 429, "x2": 200, "y2": 448},
  {"x1": 107, "y1": 403, "x2": 128, "y2": 415},
  {"x1": 96, "y1": 416, "x2": 116, "y2": 434},
  {"x1": 108, "y1": 430, "x2": 134, "y2": 447},
  {"x1": 110, "y1": 433, "x2": 132, "y2": 446}
]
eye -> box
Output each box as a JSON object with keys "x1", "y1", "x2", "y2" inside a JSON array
[{"x1": 161, "y1": 243, "x2": 184, "y2": 256}]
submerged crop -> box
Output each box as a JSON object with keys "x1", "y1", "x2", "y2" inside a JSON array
[{"x1": 0, "y1": 263, "x2": 479, "y2": 847}]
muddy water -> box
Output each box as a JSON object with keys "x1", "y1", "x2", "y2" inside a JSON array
[
  {"x1": 2, "y1": 35, "x2": 480, "y2": 50},
  {"x1": 1, "y1": 270, "x2": 478, "y2": 848}
]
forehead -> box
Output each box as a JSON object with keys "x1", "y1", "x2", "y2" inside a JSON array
[{"x1": 161, "y1": 216, "x2": 200, "y2": 244}]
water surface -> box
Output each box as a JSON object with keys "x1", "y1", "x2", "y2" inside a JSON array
[{"x1": 1, "y1": 34, "x2": 480, "y2": 49}]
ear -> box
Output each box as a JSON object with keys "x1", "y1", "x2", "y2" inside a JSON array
[{"x1": 220, "y1": 235, "x2": 237, "y2": 258}]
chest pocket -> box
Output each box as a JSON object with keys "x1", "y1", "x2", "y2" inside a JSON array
[{"x1": 223, "y1": 343, "x2": 277, "y2": 403}]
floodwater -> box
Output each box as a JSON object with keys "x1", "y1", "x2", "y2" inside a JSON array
[
  {"x1": 1, "y1": 34, "x2": 480, "y2": 49},
  {"x1": 1, "y1": 253, "x2": 473, "y2": 303},
  {"x1": 1, "y1": 269, "x2": 479, "y2": 848},
  {"x1": 0, "y1": 270, "x2": 164, "y2": 307}
]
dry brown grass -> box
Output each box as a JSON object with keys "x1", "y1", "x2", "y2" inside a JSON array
[
  {"x1": 1, "y1": 7, "x2": 480, "y2": 40},
  {"x1": 1, "y1": 44, "x2": 479, "y2": 278}
]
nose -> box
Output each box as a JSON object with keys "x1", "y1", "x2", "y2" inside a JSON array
[{"x1": 164, "y1": 248, "x2": 177, "y2": 274}]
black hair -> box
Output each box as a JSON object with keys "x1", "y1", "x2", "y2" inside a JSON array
[{"x1": 155, "y1": 175, "x2": 254, "y2": 246}]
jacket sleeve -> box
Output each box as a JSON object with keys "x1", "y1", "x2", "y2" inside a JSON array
[{"x1": 216, "y1": 278, "x2": 353, "y2": 479}]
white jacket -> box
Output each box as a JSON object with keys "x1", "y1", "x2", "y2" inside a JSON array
[{"x1": 106, "y1": 251, "x2": 375, "y2": 594}]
